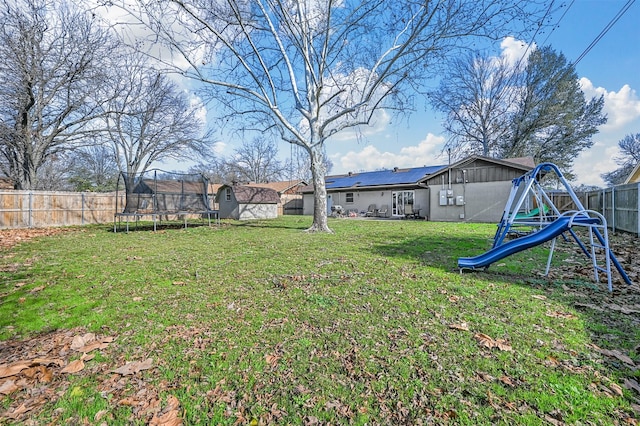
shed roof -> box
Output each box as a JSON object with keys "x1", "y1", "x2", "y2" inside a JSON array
[
  {"x1": 220, "y1": 185, "x2": 280, "y2": 204},
  {"x1": 246, "y1": 180, "x2": 307, "y2": 194}
]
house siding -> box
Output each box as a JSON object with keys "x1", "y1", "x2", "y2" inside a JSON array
[
  {"x1": 428, "y1": 181, "x2": 511, "y2": 222},
  {"x1": 238, "y1": 203, "x2": 278, "y2": 220}
]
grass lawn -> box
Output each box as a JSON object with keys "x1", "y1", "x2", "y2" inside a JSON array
[{"x1": 1, "y1": 216, "x2": 639, "y2": 425}]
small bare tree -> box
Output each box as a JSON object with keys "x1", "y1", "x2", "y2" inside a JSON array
[
  {"x1": 225, "y1": 137, "x2": 286, "y2": 183},
  {"x1": 601, "y1": 133, "x2": 640, "y2": 186},
  {"x1": 428, "y1": 51, "x2": 518, "y2": 159},
  {"x1": 111, "y1": 0, "x2": 550, "y2": 231},
  {"x1": 102, "y1": 57, "x2": 211, "y2": 192},
  {"x1": 0, "y1": 0, "x2": 118, "y2": 189}
]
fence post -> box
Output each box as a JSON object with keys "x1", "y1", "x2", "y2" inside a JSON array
[
  {"x1": 82, "y1": 192, "x2": 85, "y2": 225},
  {"x1": 611, "y1": 186, "x2": 616, "y2": 233},
  {"x1": 28, "y1": 192, "x2": 33, "y2": 228}
]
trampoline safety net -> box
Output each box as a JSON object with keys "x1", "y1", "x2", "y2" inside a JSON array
[{"x1": 114, "y1": 169, "x2": 218, "y2": 231}]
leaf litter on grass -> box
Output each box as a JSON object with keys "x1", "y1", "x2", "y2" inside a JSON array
[{"x1": 0, "y1": 327, "x2": 183, "y2": 425}]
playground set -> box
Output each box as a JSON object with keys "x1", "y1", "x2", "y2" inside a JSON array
[{"x1": 458, "y1": 163, "x2": 633, "y2": 291}]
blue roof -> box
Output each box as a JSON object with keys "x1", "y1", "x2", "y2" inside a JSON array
[{"x1": 325, "y1": 165, "x2": 446, "y2": 189}]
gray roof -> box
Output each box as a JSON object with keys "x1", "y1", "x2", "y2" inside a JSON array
[{"x1": 220, "y1": 185, "x2": 280, "y2": 204}]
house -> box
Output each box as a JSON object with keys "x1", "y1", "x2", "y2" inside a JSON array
[
  {"x1": 216, "y1": 184, "x2": 280, "y2": 220},
  {"x1": 624, "y1": 162, "x2": 640, "y2": 184},
  {"x1": 0, "y1": 178, "x2": 14, "y2": 190},
  {"x1": 300, "y1": 155, "x2": 534, "y2": 222},
  {"x1": 243, "y1": 180, "x2": 307, "y2": 215}
]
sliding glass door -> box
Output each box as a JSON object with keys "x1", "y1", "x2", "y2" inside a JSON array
[{"x1": 392, "y1": 191, "x2": 414, "y2": 216}]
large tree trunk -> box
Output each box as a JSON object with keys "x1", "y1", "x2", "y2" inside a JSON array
[{"x1": 307, "y1": 143, "x2": 332, "y2": 233}]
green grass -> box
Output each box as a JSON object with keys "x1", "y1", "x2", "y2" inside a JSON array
[{"x1": 0, "y1": 217, "x2": 638, "y2": 424}]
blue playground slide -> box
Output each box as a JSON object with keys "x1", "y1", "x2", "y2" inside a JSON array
[{"x1": 458, "y1": 216, "x2": 596, "y2": 270}]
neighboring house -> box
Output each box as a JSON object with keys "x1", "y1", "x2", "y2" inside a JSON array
[
  {"x1": 216, "y1": 184, "x2": 280, "y2": 220},
  {"x1": 300, "y1": 155, "x2": 534, "y2": 222},
  {"x1": 0, "y1": 178, "x2": 14, "y2": 190},
  {"x1": 244, "y1": 180, "x2": 307, "y2": 215},
  {"x1": 624, "y1": 162, "x2": 640, "y2": 184}
]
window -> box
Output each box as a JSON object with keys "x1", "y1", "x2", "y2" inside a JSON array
[
  {"x1": 225, "y1": 188, "x2": 232, "y2": 201},
  {"x1": 345, "y1": 192, "x2": 354, "y2": 203}
]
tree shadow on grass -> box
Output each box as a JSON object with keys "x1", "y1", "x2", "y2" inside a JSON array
[
  {"x1": 373, "y1": 232, "x2": 640, "y2": 412},
  {"x1": 225, "y1": 218, "x2": 311, "y2": 230}
]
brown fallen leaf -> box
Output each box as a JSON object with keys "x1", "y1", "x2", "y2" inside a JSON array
[
  {"x1": 265, "y1": 354, "x2": 280, "y2": 367},
  {"x1": 624, "y1": 378, "x2": 640, "y2": 394},
  {"x1": 113, "y1": 358, "x2": 154, "y2": 375},
  {"x1": 449, "y1": 322, "x2": 470, "y2": 331},
  {"x1": 499, "y1": 375, "x2": 516, "y2": 387},
  {"x1": 474, "y1": 333, "x2": 513, "y2": 352},
  {"x1": 74, "y1": 341, "x2": 110, "y2": 354},
  {"x1": 61, "y1": 359, "x2": 85, "y2": 374},
  {"x1": 0, "y1": 361, "x2": 32, "y2": 379},
  {"x1": 71, "y1": 333, "x2": 96, "y2": 350},
  {"x1": 4, "y1": 403, "x2": 31, "y2": 420},
  {"x1": 608, "y1": 382, "x2": 624, "y2": 397},
  {"x1": 0, "y1": 379, "x2": 19, "y2": 395},
  {"x1": 150, "y1": 395, "x2": 182, "y2": 426},
  {"x1": 593, "y1": 346, "x2": 636, "y2": 366}
]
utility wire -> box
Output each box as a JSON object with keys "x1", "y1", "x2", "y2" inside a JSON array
[
  {"x1": 573, "y1": 0, "x2": 636, "y2": 66},
  {"x1": 538, "y1": 0, "x2": 575, "y2": 48}
]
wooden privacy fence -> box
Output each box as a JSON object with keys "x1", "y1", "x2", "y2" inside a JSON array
[
  {"x1": 0, "y1": 191, "x2": 123, "y2": 229},
  {"x1": 549, "y1": 182, "x2": 640, "y2": 236},
  {"x1": 1, "y1": 190, "x2": 303, "y2": 229}
]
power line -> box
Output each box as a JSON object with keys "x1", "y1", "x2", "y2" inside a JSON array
[
  {"x1": 574, "y1": 0, "x2": 636, "y2": 66},
  {"x1": 538, "y1": 0, "x2": 575, "y2": 48}
]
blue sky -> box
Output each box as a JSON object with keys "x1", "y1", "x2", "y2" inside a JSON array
[
  {"x1": 313, "y1": 0, "x2": 640, "y2": 187},
  {"x1": 141, "y1": 0, "x2": 639, "y2": 187}
]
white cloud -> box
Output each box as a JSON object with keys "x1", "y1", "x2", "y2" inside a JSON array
[
  {"x1": 212, "y1": 141, "x2": 227, "y2": 155},
  {"x1": 500, "y1": 36, "x2": 534, "y2": 67},
  {"x1": 329, "y1": 109, "x2": 392, "y2": 142},
  {"x1": 331, "y1": 133, "x2": 445, "y2": 173},
  {"x1": 580, "y1": 78, "x2": 640, "y2": 130},
  {"x1": 573, "y1": 142, "x2": 620, "y2": 186}
]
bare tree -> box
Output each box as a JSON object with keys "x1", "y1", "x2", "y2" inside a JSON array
[
  {"x1": 225, "y1": 137, "x2": 286, "y2": 183},
  {"x1": 0, "y1": 0, "x2": 118, "y2": 189},
  {"x1": 428, "y1": 51, "x2": 517, "y2": 159},
  {"x1": 111, "y1": 0, "x2": 550, "y2": 232},
  {"x1": 601, "y1": 133, "x2": 640, "y2": 186},
  {"x1": 102, "y1": 58, "x2": 211, "y2": 192},
  {"x1": 66, "y1": 144, "x2": 119, "y2": 191},
  {"x1": 285, "y1": 144, "x2": 332, "y2": 182},
  {"x1": 430, "y1": 45, "x2": 606, "y2": 180}
]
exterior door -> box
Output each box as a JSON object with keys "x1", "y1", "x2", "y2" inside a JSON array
[{"x1": 392, "y1": 191, "x2": 414, "y2": 216}]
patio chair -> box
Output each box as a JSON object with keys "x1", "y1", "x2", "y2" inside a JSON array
[
  {"x1": 377, "y1": 205, "x2": 388, "y2": 217},
  {"x1": 365, "y1": 204, "x2": 377, "y2": 217},
  {"x1": 412, "y1": 204, "x2": 421, "y2": 219},
  {"x1": 404, "y1": 204, "x2": 414, "y2": 219}
]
